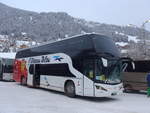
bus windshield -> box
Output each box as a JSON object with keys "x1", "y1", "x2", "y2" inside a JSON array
[
  {"x1": 95, "y1": 58, "x2": 123, "y2": 85},
  {"x1": 3, "y1": 59, "x2": 14, "y2": 73}
]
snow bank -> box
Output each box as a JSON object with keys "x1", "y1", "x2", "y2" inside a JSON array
[
  {"x1": 127, "y1": 35, "x2": 140, "y2": 43},
  {"x1": 121, "y1": 50, "x2": 128, "y2": 53},
  {"x1": 115, "y1": 42, "x2": 128, "y2": 47},
  {"x1": 114, "y1": 31, "x2": 140, "y2": 43},
  {"x1": 115, "y1": 31, "x2": 125, "y2": 36}
]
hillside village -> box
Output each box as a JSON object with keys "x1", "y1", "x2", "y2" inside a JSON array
[
  {"x1": 0, "y1": 32, "x2": 150, "y2": 60},
  {"x1": 0, "y1": 34, "x2": 38, "y2": 52}
]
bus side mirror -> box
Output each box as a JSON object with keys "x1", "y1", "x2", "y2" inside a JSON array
[{"x1": 101, "y1": 58, "x2": 108, "y2": 67}]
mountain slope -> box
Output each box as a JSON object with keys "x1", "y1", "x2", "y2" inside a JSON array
[
  {"x1": 0, "y1": 2, "x2": 150, "y2": 59},
  {"x1": 0, "y1": 2, "x2": 149, "y2": 41}
]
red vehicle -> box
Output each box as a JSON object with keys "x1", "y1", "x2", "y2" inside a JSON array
[{"x1": 13, "y1": 59, "x2": 27, "y2": 85}]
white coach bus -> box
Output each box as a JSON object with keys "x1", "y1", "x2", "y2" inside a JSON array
[
  {"x1": 0, "y1": 53, "x2": 15, "y2": 81},
  {"x1": 14, "y1": 33, "x2": 131, "y2": 97}
]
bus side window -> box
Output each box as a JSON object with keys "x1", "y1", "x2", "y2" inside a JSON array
[
  {"x1": 95, "y1": 59, "x2": 106, "y2": 81},
  {"x1": 88, "y1": 70, "x2": 94, "y2": 79},
  {"x1": 29, "y1": 64, "x2": 34, "y2": 74},
  {"x1": 83, "y1": 59, "x2": 94, "y2": 79}
]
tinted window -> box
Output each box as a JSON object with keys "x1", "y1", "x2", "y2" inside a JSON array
[
  {"x1": 29, "y1": 64, "x2": 34, "y2": 74},
  {"x1": 3, "y1": 59, "x2": 14, "y2": 73},
  {"x1": 3, "y1": 65, "x2": 13, "y2": 73},
  {"x1": 72, "y1": 59, "x2": 83, "y2": 73},
  {"x1": 29, "y1": 63, "x2": 75, "y2": 77},
  {"x1": 93, "y1": 35, "x2": 120, "y2": 57},
  {"x1": 124, "y1": 61, "x2": 150, "y2": 72},
  {"x1": 16, "y1": 34, "x2": 119, "y2": 59},
  {"x1": 83, "y1": 59, "x2": 94, "y2": 80}
]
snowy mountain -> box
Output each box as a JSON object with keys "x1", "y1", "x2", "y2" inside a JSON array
[{"x1": 0, "y1": 2, "x2": 150, "y2": 59}]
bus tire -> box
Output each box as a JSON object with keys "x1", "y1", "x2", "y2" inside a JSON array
[
  {"x1": 21, "y1": 76, "x2": 27, "y2": 86},
  {"x1": 65, "y1": 81, "x2": 76, "y2": 98}
]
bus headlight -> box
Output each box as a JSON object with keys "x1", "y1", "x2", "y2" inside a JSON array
[{"x1": 95, "y1": 85, "x2": 107, "y2": 91}]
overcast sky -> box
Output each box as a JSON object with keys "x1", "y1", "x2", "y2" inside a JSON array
[{"x1": 0, "y1": 0, "x2": 150, "y2": 28}]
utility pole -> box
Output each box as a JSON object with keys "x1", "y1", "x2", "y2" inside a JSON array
[{"x1": 141, "y1": 19, "x2": 150, "y2": 58}]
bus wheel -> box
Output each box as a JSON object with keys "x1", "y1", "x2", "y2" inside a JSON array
[
  {"x1": 65, "y1": 81, "x2": 75, "y2": 98},
  {"x1": 21, "y1": 76, "x2": 27, "y2": 86}
]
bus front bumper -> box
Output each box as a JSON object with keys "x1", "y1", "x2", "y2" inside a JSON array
[{"x1": 94, "y1": 83, "x2": 124, "y2": 97}]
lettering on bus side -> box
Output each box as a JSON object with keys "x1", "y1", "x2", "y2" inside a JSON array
[
  {"x1": 28, "y1": 56, "x2": 51, "y2": 64},
  {"x1": 41, "y1": 56, "x2": 50, "y2": 63},
  {"x1": 28, "y1": 58, "x2": 41, "y2": 64}
]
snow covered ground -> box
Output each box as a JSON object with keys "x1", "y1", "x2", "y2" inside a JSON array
[{"x1": 0, "y1": 81, "x2": 149, "y2": 113}]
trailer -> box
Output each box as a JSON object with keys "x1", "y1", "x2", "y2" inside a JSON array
[{"x1": 123, "y1": 60, "x2": 149, "y2": 92}]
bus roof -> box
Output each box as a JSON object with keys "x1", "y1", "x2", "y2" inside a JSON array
[
  {"x1": 17, "y1": 33, "x2": 103, "y2": 51},
  {"x1": 16, "y1": 33, "x2": 120, "y2": 59}
]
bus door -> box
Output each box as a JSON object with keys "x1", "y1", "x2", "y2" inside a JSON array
[
  {"x1": 83, "y1": 59, "x2": 95, "y2": 96},
  {"x1": 33, "y1": 64, "x2": 40, "y2": 87}
]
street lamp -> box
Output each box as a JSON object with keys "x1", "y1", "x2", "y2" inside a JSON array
[
  {"x1": 142, "y1": 19, "x2": 150, "y2": 28},
  {"x1": 141, "y1": 19, "x2": 150, "y2": 56}
]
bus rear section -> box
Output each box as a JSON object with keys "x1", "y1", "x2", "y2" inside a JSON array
[
  {"x1": 0, "y1": 58, "x2": 14, "y2": 81},
  {"x1": 13, "y1": 60, "x2": 27, "y2": 85},
  {"x1": 123, "y1": 60, "x2": 149, "y2": 92}
]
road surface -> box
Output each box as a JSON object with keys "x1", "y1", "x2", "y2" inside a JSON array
[{"x1": 0, "y1": 81, "x2": 149, "y2": 113}]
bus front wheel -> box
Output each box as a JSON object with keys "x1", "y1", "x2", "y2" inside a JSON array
[{"x1": 65, "y1": 81, "x2": 75, "y2": 98}]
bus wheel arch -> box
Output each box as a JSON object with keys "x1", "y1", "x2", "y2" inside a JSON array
[{"x1": 64, "y1": 80, "x2": 76, "y2": 98}]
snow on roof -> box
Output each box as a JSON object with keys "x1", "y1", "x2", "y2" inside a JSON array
[
  {"x1": 115, "y1": 42, "x2": 128, "y2": 47},
  {"x1": 121, "y1": 49, "x2": 128, "y2": 53},
  {"x1": 115, "y1": 31, "x2": 125, "y2": 36},
  {"x1": 0, "y1": 52, "x2": 16, "y2": 59},
  {"x1": 127, "y1": 35, "x2": 140, "y2": 43},
  {"x1": 16, "y1": 40, "x2": 31, "y2": 46}
]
